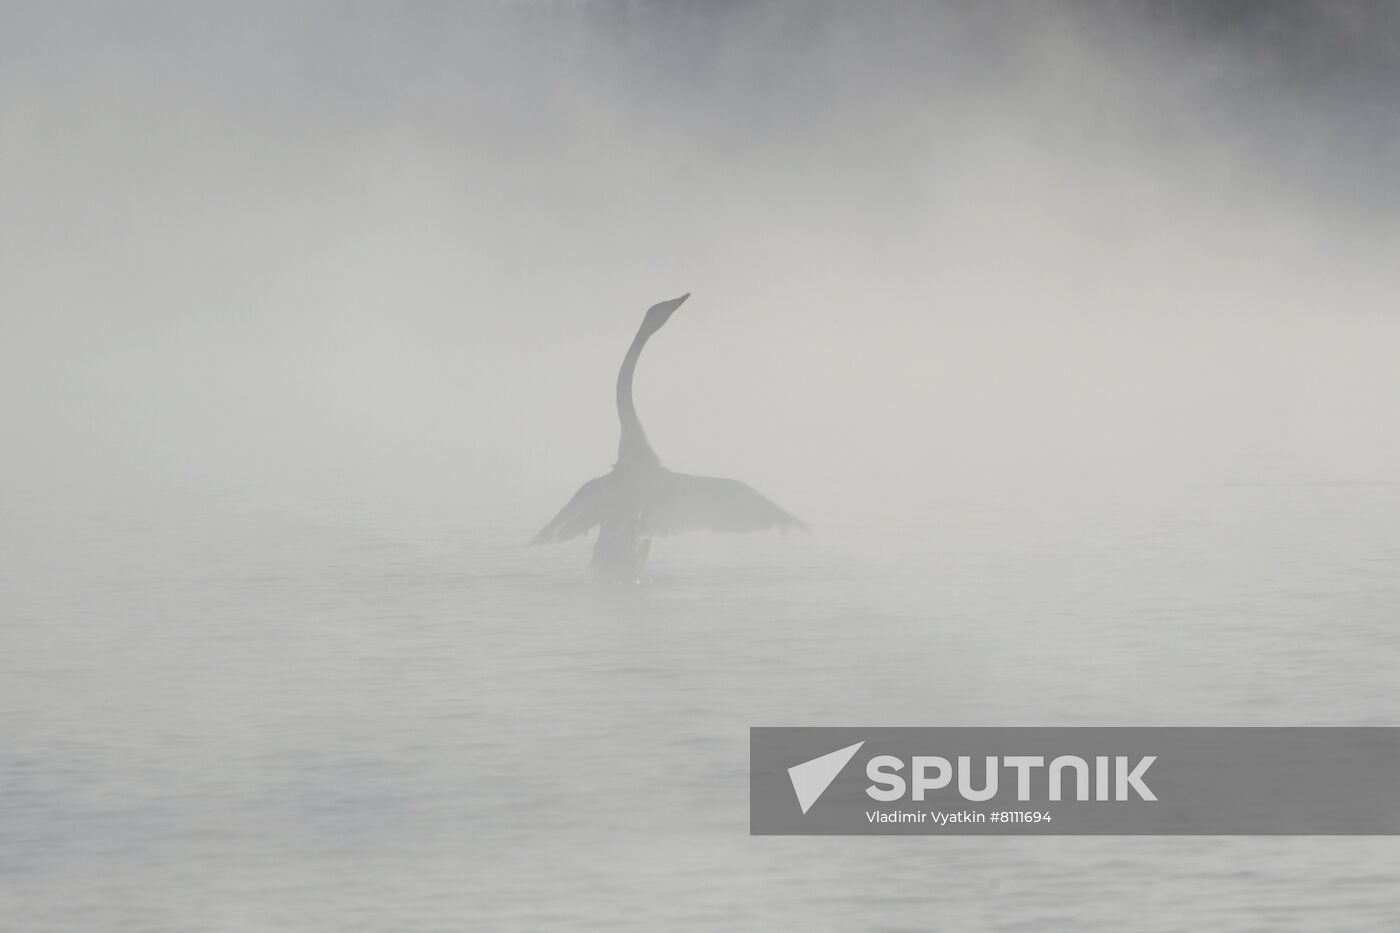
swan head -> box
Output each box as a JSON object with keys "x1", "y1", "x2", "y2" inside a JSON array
[{"x1": 641, "y1": 293, "x2": 689, "y2": 333}]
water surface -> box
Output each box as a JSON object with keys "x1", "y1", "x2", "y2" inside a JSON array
[{"x1": 3, "y1": 484, "x2": 1398, "y2": 929}]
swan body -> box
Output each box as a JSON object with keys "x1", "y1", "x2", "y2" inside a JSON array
[{"x1": 533, "y1": 293, "x2": 806, "y2": 581}]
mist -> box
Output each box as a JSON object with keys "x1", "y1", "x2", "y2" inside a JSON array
[
  {"x1": 5, "y1": 1, "x2": 1398, "y2": 531},
  {"x1": 5, "y1": 3, "x2": 1400, "y2": 929}
]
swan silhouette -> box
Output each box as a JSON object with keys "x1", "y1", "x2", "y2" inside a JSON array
[{"x1": 533, "y1": 293, "x2": 806, "y2": 582}]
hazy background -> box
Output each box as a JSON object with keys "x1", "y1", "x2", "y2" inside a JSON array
[
  {"x1": 4, "y1": 2, "x2": 1400, "y2": 930},
  {"x1": 5, "y1": 0, "x2": 1399, "y2": 522}
]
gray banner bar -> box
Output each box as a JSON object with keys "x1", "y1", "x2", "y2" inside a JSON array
[{"x1": 750, "y1": 728, "x2": 1400, "y2": 835}]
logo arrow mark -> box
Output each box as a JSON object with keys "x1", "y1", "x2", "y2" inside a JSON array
[{"x1": 788, "y1": 741, "x2": 865, "y2": 814}]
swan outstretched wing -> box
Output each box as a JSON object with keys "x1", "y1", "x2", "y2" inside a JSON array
[
  {"x1": 531, "y1": 474, "x2": 610, "y2": 544},
  {"x1": 642, "y1": 471, "x2": 807, "y2": 537}
]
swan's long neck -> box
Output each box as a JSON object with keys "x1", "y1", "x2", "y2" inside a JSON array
[{"x1": 616, "y1": 324, "x2": 661, "y2": 467}]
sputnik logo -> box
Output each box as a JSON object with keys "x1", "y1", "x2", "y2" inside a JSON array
[{"x1": 787, "y1": 740, "x2": 865, "y2": 814}]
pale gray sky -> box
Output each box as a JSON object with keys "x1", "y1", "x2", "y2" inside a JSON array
[{"x1": 4, "y1": 1, "x2": 1399, "y2": 525}]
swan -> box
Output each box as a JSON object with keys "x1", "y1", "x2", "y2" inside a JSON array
[{"x1": 532, "y1": 293, "x2": 806, "y2": 582}]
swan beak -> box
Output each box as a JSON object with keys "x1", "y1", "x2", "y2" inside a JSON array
[{"x1": 647, "y1": 292, "x2": 690, "y2": 327}]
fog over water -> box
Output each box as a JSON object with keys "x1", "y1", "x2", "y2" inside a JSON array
[{"x1": 4, "y1": 2, "x2": 1400, "y2": 930}]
